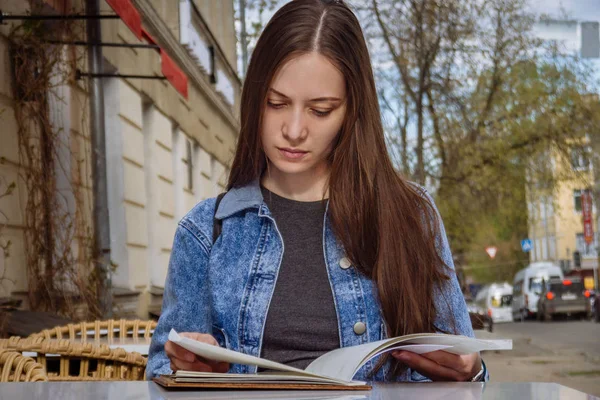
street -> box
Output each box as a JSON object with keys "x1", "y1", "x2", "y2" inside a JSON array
[{"x1": 476, "y1": 320, "x2": 600, "y2": 397}]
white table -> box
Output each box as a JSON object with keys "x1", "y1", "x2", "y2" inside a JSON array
[{"x1": 0, "y1": 381, "x2": 597, "y2": 400}]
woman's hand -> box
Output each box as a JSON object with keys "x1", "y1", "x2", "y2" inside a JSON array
[
  {"x1": 392, "y1": 350, "x2": 482, "y2": 381},
  {"x1": 165, "y1": 332, "x2": 230, "y2": 373}
]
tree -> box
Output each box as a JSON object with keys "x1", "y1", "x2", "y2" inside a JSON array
[
  {"x1": 235, "y1": 0, "x2": 282, "y2": 77},
  {"x1": 369, "y1": 0, "x2": 478, "y2": 184},
  {"x1": 362, "y1": 0, "x2": 600, "y2": 280}
]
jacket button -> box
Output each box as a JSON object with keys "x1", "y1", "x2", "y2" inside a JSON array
[
  {"x1": 339, "y1": 257, "x2": 352, "y2": 270},
  {"x1": 353, "y1": 322, "x2": 366, "y2": 335}
]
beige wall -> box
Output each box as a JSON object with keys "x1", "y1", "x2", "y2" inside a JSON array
[{"x1": 0, "y1": 0, "x2": 240, "y2": 317}]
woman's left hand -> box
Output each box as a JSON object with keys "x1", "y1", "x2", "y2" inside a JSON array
[{"x1": 392, "y1": 350, "x2": 482, "y2": 381}]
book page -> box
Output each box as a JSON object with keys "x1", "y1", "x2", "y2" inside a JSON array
[
  {"x1": 305, "y1": 334, "x2": 512, "y2": 382},
  {"x1": 170, "y1": 329, "x2": 511, "y2": 383},
  {"x1": 304, "y1": 339, "x2": 391, "y2": 381},
  {"x1": 168, "y1": 329, "x2": 364, "y2": 385},
  {"x1": 169, "y1": 329, "x2": 304, "y2": 374}
]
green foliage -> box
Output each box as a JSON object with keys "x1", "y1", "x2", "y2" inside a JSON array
[{"x1": 368, "y1": 0, "x2": 600, "y2": 283}]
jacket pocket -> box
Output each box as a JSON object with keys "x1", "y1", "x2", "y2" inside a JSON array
[{"x1": 212, "y1": 325, "x2": 230, "y2": 350}]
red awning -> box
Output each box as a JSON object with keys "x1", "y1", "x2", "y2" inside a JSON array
[
  {"x1": 106, "y1": 0, "x2": 142, "y2": 40},
  {"x1": 162, "y1": 52, "x2": 189, "y2": 99},
  {"x1": 142, "y1": 28, "x2": 189, "y2": 100}
]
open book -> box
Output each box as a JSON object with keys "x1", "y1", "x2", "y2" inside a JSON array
[{"x1": 158, "y1": 329, "x2": 511, "y2": 389}]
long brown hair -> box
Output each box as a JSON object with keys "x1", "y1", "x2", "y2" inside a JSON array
[{"x1": 228, "y1": 0, "x2": 452, "y2": 376}]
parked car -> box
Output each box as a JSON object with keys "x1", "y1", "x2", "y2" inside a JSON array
[
  {"x1": 536, "y1": 277, "x2": 591, "y2": 321},
  {"x1": 512, "y1": 262, "x2": 564, "y2": 321},
  {"x1": 466, "y1": 300, "x2": 493, "y2": 332},
  {"x1": 474, "y1": 282, "x2": 513, "y2": 324},
  {"x1": 591, "y1": 291, "x2": 599, "y2": 323}
]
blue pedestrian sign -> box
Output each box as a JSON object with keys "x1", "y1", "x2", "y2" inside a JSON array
[{"x1": 521, "y1": 239, "x2": 532, "y2": 252}]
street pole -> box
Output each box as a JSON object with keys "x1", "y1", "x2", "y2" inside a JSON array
[
  {"x1": 543, "y1": 196, "x2": 550, "y2": 261},
  {"x1": 239, "y1": 0, "x2": 248, "y2": 77},
  {"x1": 86, "y1": 0, "x2": 112, "y2": 317},
  {"x1": 593, "y1": 138, "x2": 600, "y2": 291}
]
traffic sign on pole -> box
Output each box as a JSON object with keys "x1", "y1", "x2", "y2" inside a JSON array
[{"x1": 485, "y1": 246, "x2": 498, "y2": 259}]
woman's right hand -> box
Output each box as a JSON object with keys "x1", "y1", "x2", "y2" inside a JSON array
[{"x1": 165, "y1": 332, "x2": 230, "y2": 373}]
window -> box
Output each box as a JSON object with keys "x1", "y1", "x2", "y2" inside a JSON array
[
  {"x1": 529, "y1": 276, "x2": 561, "y2": 293},
  {"x1": 184, "y1": 139, "x2": 194, "y2": 191},
  {"x1": 491, "y1": 295, "x2": 513, "y2": 307},
  {"x1": 549, "y1": 280, "x2": 584, "y2": 295},
  {"x1": 574, "y1": 190, "x2": 582, "y2": 212},
  {"x1": 548, "y1": 235, "x2": 556, "y2": 259},
  {"x1": 576, "y1": 232, "x2": 598, "y2": 257},
  {"x1": 529, "y1": 277, "x2": 543, "y2": 294},
  {"x1": 527, "y1": 201, "x2": 536, "y2": 219},
  {"x1": 546, "y1": 198, "x2": 554, "y2": 217},
  {"x1": 539, "y1": 196, "x2": 554, "y2": 226},
  {"x1": 513, "y1": 280, "x2": 523, "y2": 296},
  {"x1": 570, "y1": 147, "x2": 591, "y2": 171},
  {"x1": 541, "y1": 238, "x2": 548, "y2": 260}
]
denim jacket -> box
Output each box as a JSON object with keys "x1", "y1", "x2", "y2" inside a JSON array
[{"x1": 147, "y1": 179, "x2": 482, "y2": 382}]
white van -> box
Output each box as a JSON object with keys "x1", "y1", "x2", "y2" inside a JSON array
[
  {"x1": 475, "y1": 282, "x2": 513, "y2": 323},
  {"x1": 512, "y1": 262, "x2": 564, "y2": 321}
]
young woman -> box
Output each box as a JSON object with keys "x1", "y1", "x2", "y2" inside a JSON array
[{"x1": 147, "y1": 0, "x2": 486, "y2": 382}]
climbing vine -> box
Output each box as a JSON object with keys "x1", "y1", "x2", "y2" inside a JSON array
[
  {"x1": 0, "y1": 171, "x2": 15, "y2": 289},
  {"x1": 8, "y1": 4, "x2": 102, "y2": 319}
]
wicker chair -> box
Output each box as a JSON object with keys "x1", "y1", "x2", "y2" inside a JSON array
[
  {"x1": 28, "y1": 319, "x2": 156, "y2": 342},
  {"x1": 0, "y1": 336, "x2": 147, "y2": 381},
  {"x1": 0, "y1": 349, "x2": 48, "y2": 382}
]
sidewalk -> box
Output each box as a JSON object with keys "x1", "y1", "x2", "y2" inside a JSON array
[{"x1": 476, "y1": 326, "x2": 600, "y2": 397}]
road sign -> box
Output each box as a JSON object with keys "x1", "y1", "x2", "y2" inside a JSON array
[
  {"x1": 521, "y1": 239, "x2": 532, "y2": 252},
  {"x1": 485, "y1": 246, "x2": 497, "y2": 259}
]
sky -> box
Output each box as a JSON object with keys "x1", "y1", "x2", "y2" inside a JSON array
[
  {"x1": 528, "y1": 0, "x2": 600, "y2": 21},
  {"x1": 236, "y1": 0, "x2": 600, "y2": 74}
]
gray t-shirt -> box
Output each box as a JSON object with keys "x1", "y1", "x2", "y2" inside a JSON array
[{"x1": 259, "y1": 186, "x2": 340, "y2": 370}]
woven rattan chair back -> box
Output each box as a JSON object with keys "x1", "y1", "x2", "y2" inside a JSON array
[{"x1": 0, "y1": 349, "x2": 48, "y2": 382}]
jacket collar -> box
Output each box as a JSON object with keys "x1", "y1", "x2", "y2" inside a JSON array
[
  {"x1": 215, "y1": 178, "x2": 331, "y2": 220},
  {"x1": 214, "y1": 179, "x2": 263, "y2": 219}
]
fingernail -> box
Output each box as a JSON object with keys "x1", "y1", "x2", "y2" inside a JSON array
[{"x1": 396, "y1": 351, "x2": 409, "y2": 361}]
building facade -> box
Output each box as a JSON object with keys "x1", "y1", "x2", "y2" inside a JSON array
[
  {"x1": 0, "y1": 0, "x2": 240, "y2": 318},
  {"x1": 527, "y1": 144, "x2": 598, "y2": 289},
  {"x1": 528, "y1": 18, "x2": 599, "y2": 290}
]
